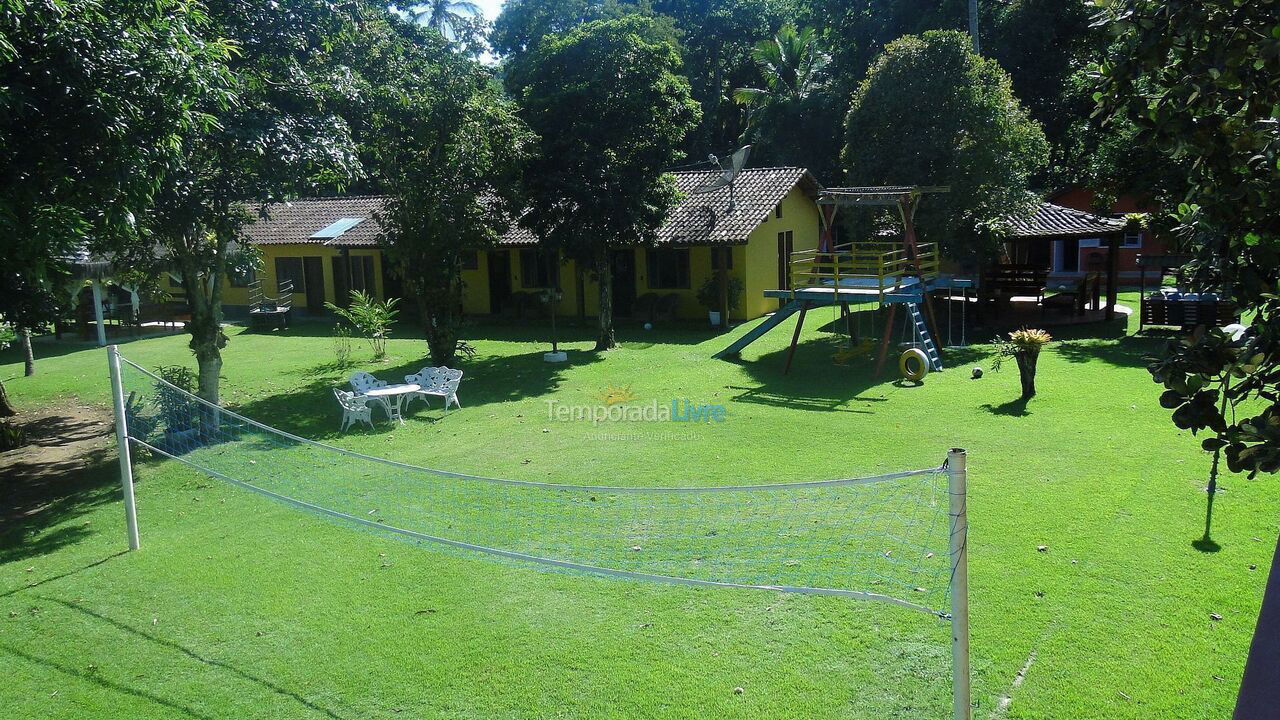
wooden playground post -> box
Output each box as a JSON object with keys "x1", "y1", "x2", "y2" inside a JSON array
[{"x1": 783, "y1": 301, "x2": 811, "y2": 374}]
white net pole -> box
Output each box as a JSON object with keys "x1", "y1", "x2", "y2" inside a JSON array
[
  {"x1": 948, "y1": 448, "x2": 970, "y2": 720},
  {"x1": 108, "y1": 345, "x2": 140, "y2": 550}
]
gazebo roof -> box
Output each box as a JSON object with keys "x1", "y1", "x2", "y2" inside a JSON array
[{"x1": 1005, "y1": 202, "x2": 1126, "y2": 240}]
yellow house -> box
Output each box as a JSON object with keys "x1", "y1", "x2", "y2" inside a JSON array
[
  {"x1": 470, "y1": 167, "x2": 823, "y2": 322},
  {"x1": 221, "y1": 168, "x2": 822, "y2": 323}
]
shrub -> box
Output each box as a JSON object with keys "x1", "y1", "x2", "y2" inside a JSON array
[
  {"x1": 153, "y1": 365, "x2": 199, "y2": 433},
  {"x1": 695, "y1": 274, "x2": 745, "y2": 313},
  {"x1": 331, "y1": 325, "x2": 354, "y2": 367},
  {"x1": 326, "y1": 290, "x2": 400, "y2": 360}
]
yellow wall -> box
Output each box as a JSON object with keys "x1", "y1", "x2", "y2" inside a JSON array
[
  {"x1": 182, "y1": 182, "x2": 820, "y2": 322},
  {"x1": 468, "y1": 184, "x2": 821, "y2": 322},
  {"x1": 743, "y1": 184, "x2": 822, "y2": 319},
  {"x1": 198, "y1": 244, "x2": 387, "y2": 311}
]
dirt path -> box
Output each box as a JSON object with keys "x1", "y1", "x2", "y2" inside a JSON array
[{"x1": 1, "y1": 402, "x2": 115, "y2": 533}]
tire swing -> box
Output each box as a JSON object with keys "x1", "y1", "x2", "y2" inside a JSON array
[{"x1": 899, "y1": 348, "x2": 930, "y2": 383}]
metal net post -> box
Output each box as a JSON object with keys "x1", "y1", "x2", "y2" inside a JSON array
[
  {"x1": 948, "y1": 448, "x2": 970, "y2": 720},
  {"x1": 108, "y1": 345, "x2": 140, "y2": 550}
]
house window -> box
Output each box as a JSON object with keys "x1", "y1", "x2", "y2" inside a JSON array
[
  {"x1": 461, "y1": 250, "x2": 479, "y2": 270},
  {"x1": 1123, "y1": 231, "x2": 1143, "y2": 249},
  {"x1": 229, "y1": 266, "x2": 257, "y2": 288},
  {"x1": 710, "y1": 246, "x2": 734, "y2": 270},
  {"x1": 350, "y1": 256, "x2": 376, "y2": 294},
  {"x1": 775, "y1": 203, "x2": 783, "y2": 219},
  {"x1": 275, "y1": 257, "x2": 304, "y2": 293},
  {"x1": 646, "y1": 248, "x2": 691, "y2": 289},
  {"x1": 520, "y1": 248, "x2": 558, "y2": 288},
  {"x1": 1078, "y1": 238, "x2": 1101, "y2": 249}
]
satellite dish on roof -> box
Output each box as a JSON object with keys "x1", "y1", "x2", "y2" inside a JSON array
[{"x1": 692, "y1": 146, "x2": 751, "y2": 194}]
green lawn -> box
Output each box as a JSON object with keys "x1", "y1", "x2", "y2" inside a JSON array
[{"x1": 1, "y1": 296, "x2": 1274, "y2": 719}]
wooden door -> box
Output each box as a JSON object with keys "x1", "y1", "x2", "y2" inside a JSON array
[{"x1": 303, "y1": 256, "x2": 325, "y2": 314}]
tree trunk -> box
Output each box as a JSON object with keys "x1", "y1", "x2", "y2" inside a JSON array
[
  {"x1": 595, "y1": 248, "x2": 616, "y2": 351},
  {"x1": 0, "y1": 379, "x2": 15, "y2": 417},
  {"x1": 21, "y1": 327, "x2": 34, "y2": 376},
  {"x1": 423, "y1": 296, "x2": 458, "y2": 368},
  {"x1": 1015, "y1": 351, "x2": 1038, "y2": 399}
]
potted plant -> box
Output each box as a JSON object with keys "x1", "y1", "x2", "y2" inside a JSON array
[
  {"x1": 992, "y1": 328, "x2": 1052, "y2": 399},
  {"x1": 696, "y1": 273, "x2": 744, "y2": 328}
]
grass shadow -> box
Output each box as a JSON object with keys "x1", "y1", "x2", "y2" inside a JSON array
[
  {"x1": 981, "y1": 397, "x2": 1032, "y2": 417},
  {"x1": 230, "y1": 349, "x2": 607, "y2": 439},
  {"x1": 1052, "y1": 334, "x2": 1166, "y2": 369},
  {"x1": 1, "y1": 414, "x2": 118, "y2": 564},
  {"x1": 42, "y1": 597, "x2": 354, "y2": 719}
]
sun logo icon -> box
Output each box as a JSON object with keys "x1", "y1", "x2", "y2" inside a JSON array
[{"x1": 599, "y1": 385, "x2": 639, "y2": 406}]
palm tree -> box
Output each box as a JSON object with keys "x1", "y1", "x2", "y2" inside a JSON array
[
  {"x1": 732, "y1": 24, "x2": 831, "y2": 124},
  {"x1": 409, "y1": 1, "x2": 482, "y2": 40}
]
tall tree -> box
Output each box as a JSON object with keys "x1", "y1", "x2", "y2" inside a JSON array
[
  {"x1": 409, "y1": 0, "x2": 481, "y2": 36},
  {"x1": 364, "y1": 22, "x2": 533, "y2": 366},
  {"x1": 0, "y1": 0, "x2": 229, "y2": 413},
  {"x1": 844, "y1": 30, "x2": 1048, "y2": 259},
  {"x1": 1093, "y1": 1, "x2": 1280, "y2": 709},
  {"x1": 733, "y1": 23, "x2": 839, "y2": 176},
  {"x1": 136, "y1": 0, "x2": 365, "y2": 404},
  {"x1": 511, "y1": 16, "x2": 701, "y2": 350}
]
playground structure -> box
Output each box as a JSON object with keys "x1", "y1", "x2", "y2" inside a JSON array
[
  {"x1": 248, "y1": 278, "x2": 294, "y2": 329},
  {"x1": 716, "y1": 186, "x2": 972, "y2": 376}
]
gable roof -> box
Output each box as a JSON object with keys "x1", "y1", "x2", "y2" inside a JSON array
[
  {"x1": 240, "y1": 196, "x2": 387, "y2": 248},
  {"x1": 500, "y1": 167, "x2": 821, "y2": 247},
  {"x1": 237, "y1": 167, "x2": 821, "y2": 251},
  {"x1": 1005, "y1": 201, "x2": 1127, "y2": 240}
]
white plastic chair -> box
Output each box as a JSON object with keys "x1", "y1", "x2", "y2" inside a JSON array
[
  {"x1": 348, "y1": 372, "x2": 387, "y2": 394},
  {"x1": 405, "y1": 367, "x2": 463, "y2": 415},
  {"x1": 333, "y1": 389, "x2": 373, "y2": 432}
]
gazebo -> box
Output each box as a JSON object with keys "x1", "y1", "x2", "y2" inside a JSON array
[{"x1": 999, "y1": 201, "x2": 1128, "y2": 320}]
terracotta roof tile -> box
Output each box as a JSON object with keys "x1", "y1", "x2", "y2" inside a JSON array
[
  {"x1": 1005, "y1": 201, "x2": 1126, "y2": 239},
  {"x1": 500, "y1": 167, "x2": 820, "y2": 247},
  {"x1": 241, "y1": 196, "x2": 388, "y2": 247},
  {"x1": 238, "y1": 167, "x2": 820, "y2": 251}
]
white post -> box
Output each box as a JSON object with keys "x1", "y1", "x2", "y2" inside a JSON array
[
  {"x1": 948, "y1": 448, "x2": 970, "y2": 720},
  {"x1": 108, "y1": 345, "x2": 140, "y2": 550},
  {"x1": 91, "y1": 279, "x2": 107, "y2": 347}
]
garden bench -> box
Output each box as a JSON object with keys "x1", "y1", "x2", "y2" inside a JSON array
[{"x1": 404, "y1": 367, "x2": 463, "y2": 415}]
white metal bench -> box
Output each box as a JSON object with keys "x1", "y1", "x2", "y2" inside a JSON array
[{"x1": 404, "y1": 367, "x2": 463, "y2": 415}]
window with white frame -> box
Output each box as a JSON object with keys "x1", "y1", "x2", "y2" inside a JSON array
[{"x1": 1123, "y1": 231, "x2": 1143, "y2": 248}]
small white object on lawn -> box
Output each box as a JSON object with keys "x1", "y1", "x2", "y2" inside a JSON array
[{"x1": 544, "y1": 351, "x2": 568, "y2": 363}]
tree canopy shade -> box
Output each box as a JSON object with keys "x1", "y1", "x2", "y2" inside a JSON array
[
  {"x1": 366, "y1": 22, "x2": 533, "y2": 366},
  {"x1": 511, "y1": 16, "x2": 701, "y2": 350},
  {"x1": 843, "y1": 30, "x2": 1048, "y2": 258},
  {"x1": 1095, "y1": 0, "x2": 1280, "y2": 475},
  {"x1": 135, "y1": 0, "x2": 367, "y2": 404},
  {"x1": 733, "y1": 23, "x2": 840, "y2": 179},
  {"x1": 0, "y1": 0, "x2": 232, "y2": 413}
]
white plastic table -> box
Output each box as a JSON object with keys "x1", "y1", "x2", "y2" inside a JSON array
[{"x1": 364, "y1": 383, "x2": 420, "y2": 424}]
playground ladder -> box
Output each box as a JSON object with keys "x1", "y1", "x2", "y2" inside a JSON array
[{"x1": 909, "y1": 303, "x2": 944, "y2": 372}]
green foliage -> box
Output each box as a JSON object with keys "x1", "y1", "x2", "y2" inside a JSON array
[
  {"x1": 153, "y1": 365, "x2": 199, "y2": 433},
  {"x1": 0, "y1": 0, "x2": 232, "y2": 337},
  {"x1": 695, "y1": 274, "x2": 745, "y2": 313},
  {"x1": 844, "y1": 31, "x2": 1048, "y2": 259},
  {"x1": 1095, "y1": 0, "x2": 1280, "y2": 478},
  {"x1": 732, "y1": 23, "x2": 840, "y2": 177},
  {"x1": 331, "y1": 325, "x2": 355, "y2": 368},
  {"x1": 512, "y1": 16, "x2": 701, "y2": 349},
  {"x1": 991, "y1": 328, "x2": 1052, "y2": 372},
  {"x1": 0, "y1": 323, "x2": 13, "y2": 349},
  {"x1": 362, "y1": 20, "x2": 533, "y2": 367},
  {"x1": 325, "y1": 291, "x2": 400, "y2": 361}
]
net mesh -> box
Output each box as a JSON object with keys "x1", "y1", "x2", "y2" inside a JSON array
[{"x1": 116, "y1": 356, "x2": 961, "y2": 617}]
